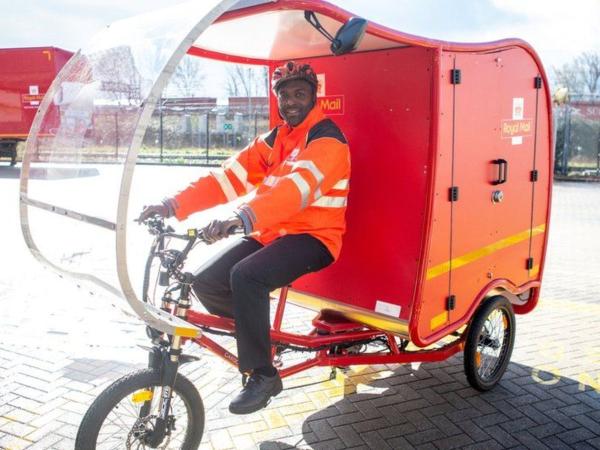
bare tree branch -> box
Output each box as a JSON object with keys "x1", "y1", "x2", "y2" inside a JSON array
[
  {"x1": 168, "y1": 55, "x2": 206, "y2": 98},
  {"x1": 575, "y1": 52, "x2": 600, "y2": 95},
  {"x1": 552, "y1": 62, "x2": 583, "y2": 94},
  {"x1": 552, "y1": 51, "x2": 600, "y2": 96},
  {"x1": 225, "y1": 64, "x2": 268, "y2": 97}
]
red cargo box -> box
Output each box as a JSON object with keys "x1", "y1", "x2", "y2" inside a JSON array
[{"x1": 0, "y1": 46, "x2": 73, "y2": 164}]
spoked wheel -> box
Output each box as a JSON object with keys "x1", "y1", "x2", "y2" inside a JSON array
[
  {"x1": 75, "y1": 369, "x2": 204, "y2": 450},
  {"x1": 464, "y1": 296, "x2": 516, "y2": 391}
]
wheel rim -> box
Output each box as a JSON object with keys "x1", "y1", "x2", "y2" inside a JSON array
[
  {"x1": 96, "y1": 386, "x2": 192, "y2": 450},
  {"x1": 475, "y1": 307, "x2": 511, "y2": 382}
]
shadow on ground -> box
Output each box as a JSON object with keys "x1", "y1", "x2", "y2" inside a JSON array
[
  {"x1": 63, "y1": 358, "x2": 144, "y2": 383},
  {"x1": 259, "y1": 357, "x2": 600, "y2": 449}
]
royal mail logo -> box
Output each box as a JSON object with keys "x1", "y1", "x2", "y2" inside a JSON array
[
  {"x1": 319, "y1": 95, "x2": 344, "y2": 115},
  {"x1": 21, "y1": 93, "x2": 45, "y2": 109},
  {"x1": 501, "y1": 119, "x2": 533, "y2": 138},
  {"x1": 21, "y1": 93, "x2": 45, "y2": 103}
]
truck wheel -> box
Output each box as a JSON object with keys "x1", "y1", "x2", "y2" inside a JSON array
[
  {"x1": 464, "y1": 296, "x2": 515, "y2": 391},
  {"x1": 75, "y1": 369, "x2": 204, "y2": 449}
]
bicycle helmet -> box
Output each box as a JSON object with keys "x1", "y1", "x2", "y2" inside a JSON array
[{"x1": 271, "y1": 61, "x2": 318, "y2": 94}]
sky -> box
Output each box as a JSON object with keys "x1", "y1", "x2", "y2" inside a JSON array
[{"x1": 2, "y1": 0, "x2": 599, "y2": 93}]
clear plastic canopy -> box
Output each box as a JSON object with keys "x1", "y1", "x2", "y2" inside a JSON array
[
  {"x1": 20, "y1": 0, "x2": 239, "y2": 336},
  {"x1": 19, "y1": 0, "x2": 405, "y2": 336}
]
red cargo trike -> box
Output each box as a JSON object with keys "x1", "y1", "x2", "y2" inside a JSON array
[{"x1": 19, "y1": 0, "x2": 552, "y2": 448}]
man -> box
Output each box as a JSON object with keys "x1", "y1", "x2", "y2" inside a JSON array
[{"x1": 139, "y1": 61, "x2": 350, "y2": 414}]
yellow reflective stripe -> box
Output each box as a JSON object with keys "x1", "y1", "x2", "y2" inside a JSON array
[
  {"x1": 430, "y1": 311, "x2": 449, "y2": 330},
  {"x1": 530, "y1": 264, "x2": 540, "y2": 277},
  {"x1": 211, "y1": 171, "x2": 237, "y2": 201},
  {"x1": 426, "y1": 224, "x2": 546, "y2": 280},
  {"x1": 332, "y1": 179, "x2": 349, "y2": 190},
  {"x1": 174, "y1": 327, "x2": 199, "y2": 337},
  {"x1": 132, "y1": 390, "x2": 154, "y2": 403},
  {"x1": 286, "y1": 172, "x2": 311, "y2": 208},
  {"x1": 312, "y1": 196, "x2": 347, "y2": 208}
]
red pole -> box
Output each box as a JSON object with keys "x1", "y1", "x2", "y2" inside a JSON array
[{"x1": 272, "y1": 287, "x2": 289, "y2": 363}]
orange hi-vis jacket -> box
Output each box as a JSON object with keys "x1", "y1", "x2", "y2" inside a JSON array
[{"x1": 171, "y1": 106, "x2": 350, "y2": 260}]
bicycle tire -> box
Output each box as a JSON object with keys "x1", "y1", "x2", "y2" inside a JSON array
[
  {"x1": 75, "y1": 369, "x2": 204, "y2": 450},
  {"x1": 464, "y1": 295, "x2": 516, "y2": 391}
]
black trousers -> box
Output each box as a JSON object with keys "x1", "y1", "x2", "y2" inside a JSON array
[{"x1": 192, "y1": 233, "x2": 334, "y2": 372}]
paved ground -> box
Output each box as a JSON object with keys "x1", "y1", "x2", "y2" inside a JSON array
[{"x1": 0, "y1": 164, "x2": 599, "y2": 449}]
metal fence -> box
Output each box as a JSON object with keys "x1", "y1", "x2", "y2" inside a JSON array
[
  {"x1": 554, "y1": 96, "x2": 600, "y2": 179},
  {"x1": 140, "y1": 98, "x2": 270, "y2": 165},
  {"x1": 30, "y1": 98, "x2": 271, "y2": 166}
]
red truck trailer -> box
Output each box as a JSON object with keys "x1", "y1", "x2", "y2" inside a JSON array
[{"x1": 0, "y1": 47, "x2": 73, "y2": 165}]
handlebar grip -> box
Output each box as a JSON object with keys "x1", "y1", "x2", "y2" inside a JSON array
[{"x1": 226, "y1": 224, "x2": 241, "y2": 236}]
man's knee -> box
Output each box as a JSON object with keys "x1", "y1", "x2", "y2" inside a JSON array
[
  {"x1": 229, "y1": 260, "x2": 255, "y2": 292},
  {"x1": 192, "y1": 267, "x2": 226, "y2": 295}
]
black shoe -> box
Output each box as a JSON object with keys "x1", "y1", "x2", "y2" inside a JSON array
[{"x1": 229, "y1": 372, "x2": 283, "y2": 414}]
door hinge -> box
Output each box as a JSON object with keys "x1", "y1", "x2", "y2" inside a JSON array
[
  {"x1": 526, "y1": 257, "x2": 534, "y2": 270},
  {"x1": 534, "y1": 76, "x2": 542, "y2": 89},
  {"x1": 449, "y1": 186, "x2": 459, "y2": 202},
  {"x1": 530, "y1": 170, "x2": 539, "y2": 182},
  {"x1": 447, "y1": 295, "x2": 456, "y2": 311},
  {"x1": 451, "y1": 69, "x2": 461, "y2": 84}
]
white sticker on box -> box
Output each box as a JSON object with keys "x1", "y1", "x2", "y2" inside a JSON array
[
  {"x1": 29, "y1": 85, "x2": 39, "y2": 95},
  {"x1": 512, "y1": 136, "x2": 523, "y2": 145},
  {"x1": 375, "y1": 300, "x2": 401, "y2": 318},
  {"x1": 316, "y1": 73, "x2": 326, "y2": 97},
  {"x1": 512, "y1": 97, "x2": 524, "y2": 120}
]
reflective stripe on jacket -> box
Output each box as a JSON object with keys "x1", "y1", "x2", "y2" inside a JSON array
[{"x1": 172, "y1": 105, "x2": 350, "y2": 260}]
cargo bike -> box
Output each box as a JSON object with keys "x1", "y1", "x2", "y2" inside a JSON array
[{"x1": 19, "y1": 0, "x2": 553, "y2": 448}]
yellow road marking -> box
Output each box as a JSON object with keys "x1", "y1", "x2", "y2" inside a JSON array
[{"x1": 426, "y1": 224, "x2": 546, "y2": 280}]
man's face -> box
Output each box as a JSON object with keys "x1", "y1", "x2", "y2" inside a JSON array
[{"x1": 276, "y1": 79, "x2": 315, "y2": 127}]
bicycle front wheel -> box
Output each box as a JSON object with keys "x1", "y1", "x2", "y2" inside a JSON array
[{"x1": 75, "y1": 369, "x2": 204, "y2": 450}]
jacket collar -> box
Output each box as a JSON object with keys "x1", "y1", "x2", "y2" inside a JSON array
[{"x1": 279, "y1": 104, "x2": 325, "y2": 141}]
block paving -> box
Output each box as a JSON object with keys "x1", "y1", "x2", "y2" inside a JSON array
[{"x1": 1, "y1": 172, "x2": 599, "y2": 449}]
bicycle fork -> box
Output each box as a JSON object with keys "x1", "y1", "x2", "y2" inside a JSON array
[{"x1": 141, "y1": 273, "x2": 194, "y2": 447}]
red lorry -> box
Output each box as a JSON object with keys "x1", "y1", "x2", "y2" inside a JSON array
[{"x1": 0, "y1": 47, "x2": 73, "y2": 165}]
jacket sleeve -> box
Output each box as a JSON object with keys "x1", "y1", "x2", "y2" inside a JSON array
[
  {"x1": 237, "y1": 137, "x2": 350, "y2": 231},
  {"x1": 171, "y1": 130, "x2": 275, "y2": 220}
]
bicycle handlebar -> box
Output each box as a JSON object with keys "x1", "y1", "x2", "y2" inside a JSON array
[{"x1": 142, "y1": 216, "x2": 241, "y2": 279}]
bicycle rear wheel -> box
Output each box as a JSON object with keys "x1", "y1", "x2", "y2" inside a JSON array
[
  {"x1": 464, "y1": 295, "x2": 516, "y2": 391},
  {"x1": 75, "y1": 369, "x2": 204, "y2": 450}
]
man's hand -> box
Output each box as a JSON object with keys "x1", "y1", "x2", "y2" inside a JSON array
[
  {"x1": 201, "y1": 216, "x2": 243, "y2": 244},
  {"x1": 137, "y1": 204, "x2": 170, "y2": 223}
]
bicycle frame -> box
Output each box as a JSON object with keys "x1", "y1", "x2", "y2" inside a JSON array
[
  {"x1": 142, "y1": 218, "x2": 465, "y2": 386},
  {"x1": 186, "y1": 289, "x2": 465, "y2": 379}
]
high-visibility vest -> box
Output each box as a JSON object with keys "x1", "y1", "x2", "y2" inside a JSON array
[{"x1": 172, "y1": 105, "x2": 350, "y2": 260}]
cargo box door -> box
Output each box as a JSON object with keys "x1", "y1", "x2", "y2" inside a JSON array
[{"x1": 449, "y1": 50, "x2": 543, "y2": 323}]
